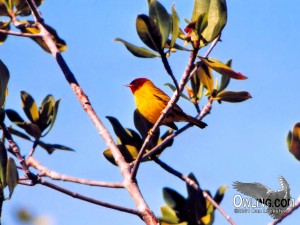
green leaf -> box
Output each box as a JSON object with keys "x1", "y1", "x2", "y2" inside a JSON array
[
  {"x1": 39, "y1": 95, "x2": 55, "y2": 130},
  {"x1": 218, "y1": 59, "x2": 232, "y2": 92},
  {"x1": 114, "y1": 38, "x2": 159, "y2": 58},
  {"x1": 6, "y1": 157, "x2": 18, "y2": 198},
  {"x1": 287, "y1": 123, "x2": 300, "y2": 161},
  {"x1": 7, "y1": 127, "x2": 31, "y2": 141},
  {"x1": 160, "y1": 205, "x2": 180, "y2": 224},
  {"x1": 196, "y1": 13, "x2": 208, "y2": 38},
  {"x1": 13, "y1": 0, "x2": 44, "y2": 16},
  {"x1": 163, "y1": 188, "x2": 186, "y2": 216},
  {"x1": 19, "y1": 21, "x2": 67, "y2": 53},
  {"x1": 18, "y1": 123, "x2": 41, "y2": 139},
  {"x1": 136, "y1": 14, "x2": 162, "y2": 52},
  {"x1": 196, "y1": 62, "x2": 214, "y2": 95},
  {"x1": 191, "y1": 0, "x2": 210, "y2": 22},
  {"x1": 201, "y1": 0, "x2": 227, "y2": 44},
  {"x1": 170, "y1": 5, "x2": 180, "y2": 48},
  {"x1": 215, "y1": 91, "x2": 252, "y2": 103},
  {"x1": 200, "y1": 57, "x2": 247, "y2": 80},
  {"x1": 20, "y1": 91, "x2": 39, "y2": 124},
  {"x1": 164, "y1": 83, "x2": 190, "y2": 100},
  {"x1": 37, "y1": 140, "x2": 74, "y2": 154},
  {"x1": 0, "y1": 21, "x2": 11, "y2": 45},
  {"x1": 154, "y1": 129, "x2": 174, "y2": 157},
  {"x1": 213, "y1": 185, "x2": 228, "y2": 205},
  {"x1": 41, "y1": 97, "x2": 60, "y2": 136},
  {"x1": 0, "y1": 141, "x2": 7, "y2": 190},
  {"x1": 0, "y1": 60, "x2": 10, "y2": 109},
  {"x1": 190, "y1": 74, "x2": 204, "y2": 103},
  {"x1": 149, "y1": 0, "x2": 171, "y2": 47},
  {"x1": 6, "y1": 109, "x2": 25, "y2": 124},
  {"x1": 106, "y1": 116, "x2": 142, "y2": 148},
  {"x1": 103, "y1": 144, "x2": 139, "y2": 166}
]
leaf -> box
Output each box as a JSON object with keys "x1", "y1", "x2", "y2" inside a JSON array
[
  {"x1": 136, "y1": 14, "x2": 162, "y2": 52},
  {"x1": 6, "y1": 109, "x2": 25, "y2": 124},
  {"x1": 0, "y1": 141, "x2": 7, "y2": 189},
  {"x1": 213, "y1": 185, "x2": 228, "y2": 205},
  {"x1": 39, "y1": 95, "x2": 55, "y2": 130},
  {"x1": 170, "y1": 5, "x2": 180, "y2": 48},
  {"x1": 106, "y1": 116, "x2": 142, "y2": 148},
  {"x1": 287, "y1": 123, "x2": 300, "y2": 161},
  {"x1": 19, "y1": 21, "x2": 67, "y2": 53},
  {"x1": 149, "y1": 0, "x2": 171, "y2": 47},
  {"x1": 160, "y1": 205, "x2": 180, "y2": 224},
  {"x1": 201, "y1": 211, "x2": 214, "y2": 225},
  {"x1": 218, "y1": 60, "x2": 231, "y2": 92},
  {"x1": 163, "y1": 187, "x2": 186, "y2": 219},
  {"x1": 0, "y1": 1, "x2": 9, "y2": 16},
  {"x1": 7, "y1": 127, "x2": 31, "y2": 141},
  {"x1": 114, "y1": 38, "x2": 159, "y2": 58},
  {"x1": 37, "y1": 140, "x2": 74, "y2": 154},
  {"x1": 154, "y1": 129, "x2": 174, "y2": 157},
  {"x1": 191, "y1": 0, "x2": 210, "y2": 22},
  {"x1": 215, "y1": 91, "x2": 252, "y2": 103},
  {"x1": 103, "y1": 145, "x2": 139, "y2": 166},
  {"x1": 201, "y1": 0, "x2": 227, "y2": 44},
  {"x1": 196, "y1": 13, "x2": 208, "y2": 38},
  {"x1": 13, "y1": 0, "x2": 44, "y2": 16},
  {"x1": 164, "y1": 41, "x2": 190, "y2": 51},
  {"x1": 200, "y1": 57, "x2": 247, "y2": 80},
  {"x1": 0, "y1": 60, "x2": 10, "y2": 108},
  {"x1": 6, "y1": 157, "x2": 18, "y2": 198},
  {"x1": 41, "y1": 98, "x2": 60, "y2": 136},
  {"x1": 190, "y1": 73, "x2": 204, "y2": 104},
  {"x1": 196, "y1": 62, "x2": 214, "y2": 94},
  {"x1": 18, "y1": 123, "x2": 41, "y2": 139},
  {"x1": 0, "y1": 21, "x2": 11, "y2": 45},
  {"x1": 164, "y1": 83, "x2": 190, "y2": 100},
  {"x1": 20, "y1": 91, "x2": 39, "y2": 124}
]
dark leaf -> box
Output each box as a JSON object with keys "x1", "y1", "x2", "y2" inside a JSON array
[
  {"x1": 0, "y1": 21, "x2": 10, "y2": 45},
  {"x1": 6, "y1": 157, "x2": 18, "y2": 198},
  {"x1": 6, "y1": 109, "x2": 25, "y2": 124},
  {"x1": 213, "y1": 185, "x2": 228, "y2": 205},
  {"x1": 190, "y1": 73, "x2": 204, "y2": 103},
  {"x1": 163, "y1": 187, "x2": 187, "y2": 221},
  {"x1": 0, "y1": 60, "x2": 9, "y2": 108},
  {"x1": 41, "y1": 98, "x2": 60, "y2": 136},
  {"x1": 0, "y1": 141, "x2": 7, "y2": 189},
  {"x1": 114, "y1": 38, "x2": 159, "y2": 58},
  {"x1": 136, "y1": 14, "x2": 162, "y2": 52},
  {"x1": 215, "y1": 91, "x2": 252, "y2": 103},
  {"x1": 18, "y1": 123, "x2": 41, "y2": 139},
  {"x1": 154, "y1": 129, "x2": 174, "y2": 157},
  {"x1": 13, "y1": 0, "x2": 44, "y2": 16},
  {"x1": 103, "y1": 144, "x2": 139, "y2": 166},
  {"x1": 7, "y1": 127, "x2": 31, "y2": 141},
  {"x1": 149, "y1": 0, "x2": 171, "y2": 47},
  {"x1": 37, "y1": 140, "x2": 74, "y2": 154},
  {"x1": 20, "y1": 91, "x2": 39, "y2": 124},
  {"x1": 0, "y1": 1, "x2": 9, "y2": 16}
]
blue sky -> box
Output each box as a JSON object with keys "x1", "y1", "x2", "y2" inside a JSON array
[{"x1": 1, "y1": 0, "x2": 300, "y2": 225}]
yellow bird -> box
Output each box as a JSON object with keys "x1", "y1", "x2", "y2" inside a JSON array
[{"x1": 126, "y1": 78, "x2": 207, "y2": 130}]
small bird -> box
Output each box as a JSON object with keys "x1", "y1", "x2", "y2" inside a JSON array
[
  {"x1": 126, "y1": 78, "x2": 207, "y2": 130},
  {"x1": 233, "y1": 176, "x2": 291, "y2": 219}
]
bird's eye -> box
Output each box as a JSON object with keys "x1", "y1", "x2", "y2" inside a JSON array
[{"x1": 132, "y1": 81, "x2": 137, "y2": 86}]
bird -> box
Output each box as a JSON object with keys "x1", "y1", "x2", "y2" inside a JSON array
[
  {"x1": 126, "y1": 78, "x2": 207, "y2": 130},
  {"x1": 233, "y1": 176, "x2": 291, "y2": 219}
]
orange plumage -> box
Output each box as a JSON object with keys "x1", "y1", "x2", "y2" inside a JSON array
[{"x1": 126, "y1": 78, "x2": 207, "y2": 130}]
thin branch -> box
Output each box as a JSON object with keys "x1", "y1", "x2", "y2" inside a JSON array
[
  {"x1": 131, "y1": 48, "x2": 200, "y2": 180},
  {"x1": 39, "y1": 178, "x2": 141, "y2": 217},
  {"x1": 160, "y1": 52, "x2": 179, "y2": 92},
  {"x1": 0, "y1": 29, "x2": 42, "y2": 37},
  {"x1": 27, "y1": 157, "x2": 124, "y2": 188},
  {"x1": 25, "y1": 0, "x2": 44, "y2": 22},
  {"x1": 28, "y1": 139, "x2": 39, "y2": 157},
  {"x1": 268, "y1": 196, "x2": 300, "y2": 225},
  {"x1": 154, "y1": 158, "x2": 236, "y2": 225}
]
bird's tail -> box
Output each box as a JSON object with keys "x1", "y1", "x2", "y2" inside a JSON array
[{"x1": 186, "y1": 115, "x2": 207, "y2": 129}]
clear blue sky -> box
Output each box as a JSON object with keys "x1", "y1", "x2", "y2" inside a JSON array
[{"x1": 1, "y1": 0, "x2": 300, "y2": 224}]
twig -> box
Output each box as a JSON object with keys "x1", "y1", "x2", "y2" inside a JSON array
[
  {"x1": 39, "y1": 179, "x2": 141, "y2": 217},
  {"x1": 28, "y1": 139, "x2": 39, "y2": 157},
  {"x1": 0, "y1": 29, "x2": 42, "y2": 37},
  {"x1": 23, "y1": 1, "x2": 158, "y2": 224},
  {"x1": 18, "y1": 180, "x2": 34, "y2": 186},
  {"x1": 131, "y1": 48, "x2": 199, "y2": 180},
  {"x1": 27, "y1": 157, "x2": 124, "y2": 188},
  {"x1": 160, "y1": 53, "x2": 179, "y2": 92},
  {"x1": 268, "y1": 196, "x2": 300, "y2": 225},
  {"x1": 140, "y1": 98, "x2": 213, "y2": 161},
  {"x1": 154, "y1": 158, "x2": 236, "y2": 225}
]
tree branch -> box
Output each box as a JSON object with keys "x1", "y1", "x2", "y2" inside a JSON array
[
  {"x1": 268, "y1": 196, "x2": 300, "y2": 225},
  {"x1": 27, "y1": 156, "x2": 124, "y2": 188},
  {"x1": 154, "y1": 158, "x2": 236, "y2": 225}
]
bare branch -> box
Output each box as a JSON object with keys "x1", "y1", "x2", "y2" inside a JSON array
[
  {"x1": 27, "y1": 157, "x2": 124, "y2": 188},
  {"x1": 268, "y1": 196, "x2": 300, "y2": 225},
  {"x1": 0, "y1": 29, "x2": 42, "y2": 37},
  {"x1": 154, "y1": 158, "x2": 236, "y2": 225}
]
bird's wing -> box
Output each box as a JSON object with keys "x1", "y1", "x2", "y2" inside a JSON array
[
  {"x1": 233, "y1": 181, "x2": 271, "y2": 200},
  {"x1": 278, "y1": 176, "x2": 289, "y2": 191}
]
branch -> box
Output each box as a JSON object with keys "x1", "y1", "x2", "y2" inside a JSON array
[
  {"x1": 131, "y1": 48, "x2": 199, "y2": 180},
  {"x1": 27, "y1": 157, "x2": 124, "y2": 188},
  {"x1": 24, "y1": 1, "x2": 158, "y2": 224},
  {"x1": 160, "y1": 52, "x2": 179, "y2": 92},
  {"x1": 268, "y1": 196, "x2": 300, "y2": 225},
  {"x1": 0, "y1": 29, "x2": 42, "y2": 37},
  {"x1": 154, "y1": 158, "x2": 236, "y2": 225}
]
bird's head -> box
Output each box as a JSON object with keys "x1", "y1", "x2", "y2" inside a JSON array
[{"x1": 125, "y1": 78, "x2": 150, "y2": 94}]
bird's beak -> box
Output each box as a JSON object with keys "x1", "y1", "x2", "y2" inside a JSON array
[{"x1": 124, "y1": 84, "x2": 132, "y2": 87}]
